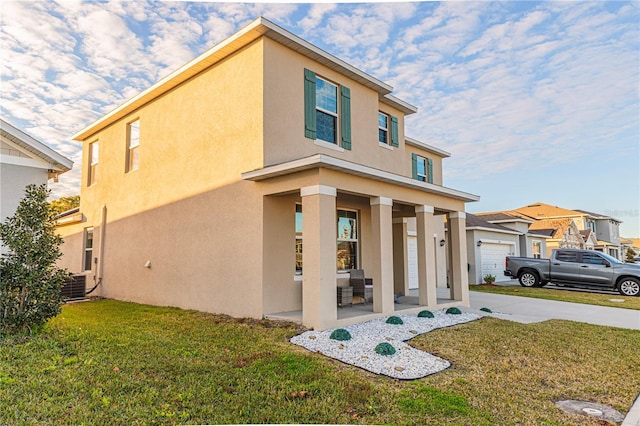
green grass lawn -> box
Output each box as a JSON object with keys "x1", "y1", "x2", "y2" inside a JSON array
[
  {"x1": 470, "y1": 284, "x2": 640, "y2": 310},
  {"x1": 1, "y1": 299, "x2": 639, "y2": 425}
]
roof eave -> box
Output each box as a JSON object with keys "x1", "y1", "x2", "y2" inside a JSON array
[
  {"x1": 72, "y1": 16, "x2": 400, "y2": 142},
  {"x1": 242, "y1": 154, "x2": 480, "y2": 203}
]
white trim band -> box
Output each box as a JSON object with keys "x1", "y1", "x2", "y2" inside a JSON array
[
  {"x1": 415, "y1": 205, "x2": 434, "y2": 214},
  {"x1": 370, "y1": 196, "x2": 393, "y2": 206}
]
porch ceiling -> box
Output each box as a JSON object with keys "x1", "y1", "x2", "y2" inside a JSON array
[{"x1": 241, "y1": 154, "x2": 480, "y2": 203}]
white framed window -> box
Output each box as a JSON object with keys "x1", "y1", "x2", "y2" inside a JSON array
[
  {"x1": 416, "y1": 156, "x2": 427, "y2": 181},
  {"x1": 315, "y1": 77, "x2": 338, "y2": 144},
  {"x1": 378, "y1": 112, "x2": 389, "y2": 144},
  {"x1": 83, "y1": 228, "x2": 94, "y2": 271},
  {"x1": 532, "y1": 241, "x2": 541, "y2": 259},
  {"x1": 295, "y1": 204, "x2": 302, "y2": 274},
  {"x1": 88, "y1": 141, "x2": 98, "y2": 186},
  {"x1": 126, "y1": 119, "x2": 140, "y2": 172},
  {"x1": 337, "y1": 209, "x2": 358, "y2": 270}
]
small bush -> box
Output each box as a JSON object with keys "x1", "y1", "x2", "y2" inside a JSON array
[
  {"x1": 329, "y1": 328, "x2": 352, "y2": 341},
  {"x1": 480, "y1": 307, "x2": 493, "y2": 313},
  {"x1": 418, "y1": 310, "x2": 434, "y2": 318},
  {"x1": 374, "y1": 342, "x2": 396, "y2": 356},
  {"x1": 446, "y1": 307, "x2": 462, "y2": 315},
  {"x1": 483, "y1": 274, "x2": 496, "y2": 284},
  {"x1": 386, "y1": 316, "x2": 404, "y2": 325}
]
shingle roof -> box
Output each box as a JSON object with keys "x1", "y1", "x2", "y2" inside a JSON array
[
  {"x1": 512, "y1": 202, "x2": 583, "y2": 220},
  {"x1": 465, "y1": 214, "x2": 520, "y2": 233},
  {"x1": 474, "y1": 212, "x2": 533, "y2": 223},
  {"x1": 528, "y1": 218, "x2": 574, "y2": 239}
]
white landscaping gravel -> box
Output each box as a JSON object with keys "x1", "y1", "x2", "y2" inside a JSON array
[{"x1": 290, "y1": 310, "x2": 480, "y2": 380}]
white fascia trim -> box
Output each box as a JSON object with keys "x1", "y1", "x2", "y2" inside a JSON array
[
  {"x1": 405, "y1": 137, "x2": 451, "y2": 158},
  {"x1": 380, "y1": 94, "x2": 417, "y2": 115},
  {"x1": 242, "y1": 154, "x2": 480, "y2": 202},
  {"x1": 478, "y1": 238, "x2": 517, "y2": 246},
  {"x1": 467, "y1": 226, "x2": 522, "y2": 236},
  {"x1": 0, "y1": 154, "x2": 54, "y2": 170},
  {"x1": 72, "y1": 17, "x2": 396, "y2": 141},
  {"x1": 527, "y1": 232, "x2": 553, "y2": 239},
  {"x1": 1, "y1": 119, "x2": 73, "y2": 171}
]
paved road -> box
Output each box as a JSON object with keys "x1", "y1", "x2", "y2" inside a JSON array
[{"x1": 467, "y1": 290, "x2": 640, "y2": 330}]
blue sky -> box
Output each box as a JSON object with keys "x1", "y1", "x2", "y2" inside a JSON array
[{"x1": 1, "y1": 1, "x2": 638, "y2": 236}]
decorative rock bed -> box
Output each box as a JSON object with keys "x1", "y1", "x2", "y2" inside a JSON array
[{"x1": 290, "y1": 309, "x2": 479, "y2": 379}]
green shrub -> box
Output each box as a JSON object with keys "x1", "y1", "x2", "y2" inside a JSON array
[
  {"x1": 0, "y1": 184, "x2": 68, "y2": 335},
  {"x1": 329, "y1": 328, "x2": 352, "y2": 341},
  {"x1": 446, "y1": 307, "x2": 462, "y2": 315},
  {"x1": 374, "y1": 342, "x2": 396, "y2": 356},
  {"x1": 480, "y1": 307, "x2": 493, "y2": 313},
  {"x1": 385, "y1": 316, "x2": 404, "y2": 325},
  {"x1": 483, "y1": 274, "x2": 496, "y2": 284},
  {"x1": 418, "y1": 310, "x2": 434, "y2": 318}
]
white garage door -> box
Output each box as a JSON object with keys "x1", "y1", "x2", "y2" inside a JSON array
[
  {"x1": 407, "y1": 236, "x2": 418, "y2": 290},
  {"x1": 480, "y1": 243, "x2": 512, "y2": 282}
]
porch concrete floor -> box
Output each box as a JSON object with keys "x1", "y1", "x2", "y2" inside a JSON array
[{"x1": 266, "y1": 287, "x2": 461, "y2": 325}]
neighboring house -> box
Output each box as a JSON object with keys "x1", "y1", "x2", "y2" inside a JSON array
[
  {"x1": 580, "y1": 230, "x2": 598, "y2": 250},
  {"x1": 511, "y1": 202, "x2": 624, "y2": 259},
  {"x1": 56, "y1": 17, "x2": 479, "y2": 331},
  {"x1": 464, "y1": 212, "x2": 548, "y2": 284},
  {"x1": 1, "y1": 118, "x2": 72, "y2": 253},
  {"x1": 528, "y1": 218, "x2": 583, "y2": 256}
]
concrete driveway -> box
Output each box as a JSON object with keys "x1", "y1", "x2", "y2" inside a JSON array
[{"x1": 467, "y1": 289, "x2": 640, "y2": 330}]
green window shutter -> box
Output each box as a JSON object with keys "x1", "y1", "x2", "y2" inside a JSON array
[
  {"x1": 390, "y1": 116, "x2": 399, "y2": 147},
  {"x1": 340, "y1": 86, "x2": 351, "y2": 150},
  {"x1": 304, "y1": 69, "x2": 316, "y2": 139},
  {"x1": 411, "y1": 153, "x2": 418, "y2": 180},
  {"x1": 427, "y1": 158, "x2": 434, "y2": 183}
]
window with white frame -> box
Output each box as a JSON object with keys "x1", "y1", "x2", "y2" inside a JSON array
[
  {"x1": 83, "y1": 228, "x2": 94, "y2": 271},
  {"x1": 378, "y1": 112, "x2": 389, "y2": 144},
  {"x1": 315, "y1": 77, "x2": 338, "y2": 144},
  {"x1": 88, "y1": 141, "x2": 98, "y2": 186},
  {"x1": 127, "y1": 119, "x2": 140, "y2": 172},
  {"x1": 532, "y1": 241, "x2": 541, "y2": 259},
  {"x1": 337, "y1": 209, "x2": 358, "y2": 270},
  {"x1": 295, "y1": 204, "x2": 302, "y2": 273},
  {"x1": 304, "y1": 69, "x2": 352, "y2": 150}
]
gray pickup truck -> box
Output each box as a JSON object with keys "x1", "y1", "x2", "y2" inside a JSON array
[{"x1": 504, "y1": 249, "x2": 640, "y2": 296}]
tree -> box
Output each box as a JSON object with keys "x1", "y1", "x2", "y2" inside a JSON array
[
  {"x1": 0, "y1": 184, "x2": 68, "y2": 334},
  {"x1": 625, "y1": 248, "x2": 637, "y2": 263},
  {"x1": 50, "y1": 195, "x2": 80, "y2": 216}
]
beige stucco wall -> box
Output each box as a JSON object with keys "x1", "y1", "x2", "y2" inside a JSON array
[
  {"x1": 62, "y1": 40, "x2": 267, "y2": 318},
  {"x1": 262, "y1": 38, "x2": 422, "y2": 179}
]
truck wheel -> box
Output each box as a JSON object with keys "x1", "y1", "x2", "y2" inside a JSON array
[
  {"x1": 518, "y1": 270, "x2": 539, "y2": 287},
  {"x1": 618, "y1": 278, "x2": 640, "y2": 297}
]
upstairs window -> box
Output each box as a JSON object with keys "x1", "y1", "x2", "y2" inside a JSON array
[
  {"x1": 378, "y1": 112, "x2": 388, "y2": 144},
  {"x1": 411, "y1": 153, "x2": 433, "y2": 183},
  {"x1": 126, "y1": 119, "x2": 140, "y2": 172},
  {"x1": 88, "y1": 141, "x2": 98, "y2": 186},
  {"x1": 304, "y1": 69, "x2": 351, "y2": 150}
]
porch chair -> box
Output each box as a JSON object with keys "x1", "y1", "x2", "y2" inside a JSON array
[{"x1": 349, "y1": 269, "x2": 373, "y2": 303}]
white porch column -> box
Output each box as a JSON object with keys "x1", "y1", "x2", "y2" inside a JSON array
[
  {"x1": 448, "y1": 211, "x2": 470, "y2": 304},
  {"x1": 370, "y1": 197, "x2": 394, "y2": 314},
  {"x1": 301, "y1": 185, "x2": 337, "y2": 330},
  {"x1": 415, "y1": 205, "x2": 437, "y2": 306}
]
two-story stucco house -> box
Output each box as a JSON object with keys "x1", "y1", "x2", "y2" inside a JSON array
[{"x1": 57, "y1": 17, "x2": 479, "y2": 330}]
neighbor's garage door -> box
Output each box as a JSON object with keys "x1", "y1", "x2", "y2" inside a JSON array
[{"x1": 480, "y1": 243, "x2": 512, "y2": 282}]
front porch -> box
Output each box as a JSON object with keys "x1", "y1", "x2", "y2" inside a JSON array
[{"x1": 266, "y1": 287, "x2": 465, "y2": 328}]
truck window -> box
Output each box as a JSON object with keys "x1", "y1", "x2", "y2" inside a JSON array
[
  {"x1": 556, "y1": 251, "x2": 579, "y2": 263},
  {"x1": 581, "y1": 252, "x2": 607, "y2": 265}
]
